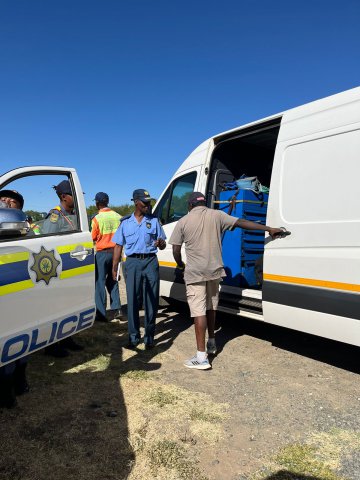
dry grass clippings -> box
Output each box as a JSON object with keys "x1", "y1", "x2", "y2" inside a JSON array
[
  {"x1": 250, "y1": 428, "x2": 359, "y2": 480},
  {"x1": 121, "y1": 377, "x2": 228, "y2": 480}
]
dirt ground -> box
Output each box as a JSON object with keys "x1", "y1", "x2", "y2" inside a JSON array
[{"x1": 1, "y1": 281, "x2": 360, "y2": 480}]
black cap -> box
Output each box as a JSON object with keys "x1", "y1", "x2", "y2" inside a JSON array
[
  {"x1": 94, "y1": 192, "x2": 109, "y2": 203},
  {"x1": 132, "y1": 189, "x2": 151, "y2": 203},
  {"x1": 54, "y1": 180, "x2": 72, "y2": 196},
  {"x1": 0, "y1": 190, "x2": 24, "y2": 209},
  {"x1": 188, "y1": 191, "x2": 206, "y2": 206}
]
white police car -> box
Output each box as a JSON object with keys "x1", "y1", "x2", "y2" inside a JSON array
[{"x1": 0, "y1": 166, "x2": 95, "y2": 366}]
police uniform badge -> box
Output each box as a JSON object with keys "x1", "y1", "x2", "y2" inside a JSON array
[
  {"x1": 146, "y1": 222, "x2": 151, "y2": 229},
  {"x1": 50, "y1": 211, "x2": 59, "y2": 223},
  {"x1": 30, "y1": 246, "x2": 60, "y2": 285}
]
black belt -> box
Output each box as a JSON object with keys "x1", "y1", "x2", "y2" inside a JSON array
[{"x1": 128, "y1": 253, "x2": 156, "y2": 259}]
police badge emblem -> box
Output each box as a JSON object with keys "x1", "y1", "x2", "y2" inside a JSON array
[
  {"x1": 30, "y1": 246, "x2": 60, "y2": 285},
  {"x1": 146, "y1": 222, "x2": 151, "y2": 229},
  {"x1": 50, "y1": 212, "x2": 59, "y2": 223}
]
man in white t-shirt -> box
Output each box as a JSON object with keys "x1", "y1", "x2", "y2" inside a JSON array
[{"x1": 169, "y1": 192, "x2": 283, "y2": 370}]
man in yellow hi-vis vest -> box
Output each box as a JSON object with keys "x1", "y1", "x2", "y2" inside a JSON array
[{"x1": 92, "y1": 192, "x2": 122, "y2": 322}]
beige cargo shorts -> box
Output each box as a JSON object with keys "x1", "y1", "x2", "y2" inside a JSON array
[{"x1": 186, "y1": 279, "x2": 221, "y2": 317}]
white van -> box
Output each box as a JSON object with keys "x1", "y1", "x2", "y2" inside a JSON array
[
  {"x1": 0, "y1": 166, "x2": 95, "y2": 366},
  {"x1": 153, "y1": 87, "x2": 360, "y2": 347}
]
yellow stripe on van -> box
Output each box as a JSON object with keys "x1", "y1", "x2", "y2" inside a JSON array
[
  {"x1": 59, "y1": 264, "x2": 95, "y2": 279},
  {"x1": 0, "y1": 279, "x2": 34, "y2": 296},
  {"x1": 56, "y1": 242, "x2": 93, "y2": 254},
  {"x1": 159, "y1": 261, "x2": 178, "y2": 268},
  {"x1": 263, "y1": 273, "x2": 360, "y2": 293},
  {"x1": 0, "y1": 252, "x2": 30, "y2": 265}
]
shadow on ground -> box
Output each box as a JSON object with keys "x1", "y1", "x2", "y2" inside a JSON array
[
  {"x1": 215, "y1": 312, "x2": 360, "y2": 374},
  {"x1": 0, "y1": 305, "x2": 191, "y2": 480},
  {"x1": 261, "y1": 472, "x2": 329, "y2": 480}
]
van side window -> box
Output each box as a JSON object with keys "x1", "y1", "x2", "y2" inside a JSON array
[
  {"x1": 155, "y1": 185, "x2": 172, "y2": 225},
  {"x1": 155, "y1": 172, "x2": 197, "y2": 225}
]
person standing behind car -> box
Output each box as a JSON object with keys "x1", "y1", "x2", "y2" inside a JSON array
[
  {"x1": 42, "y1": 180, "x2": 83, "y2": 357},
  {"x1": 170, "y1": 192, "x2": 284, "y2": 371},
  {"x1": 91, "y1": 192, "x2": 122, "y2": 322},
  {"x1": 0, "y1": 190, "x2": 29, "y2": 408},
  {"x1": 41, "y1": 180, "x2": 77, "y2": 234},
  {"x1": 112, "y1": 189, "x2": 166, "y2": 349}
]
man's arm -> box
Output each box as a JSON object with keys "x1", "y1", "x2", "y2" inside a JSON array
[
  {"x1": 91, "y1": 217, "x2": 99, "y2": 242},
  {"x1": 112, "y1": 244, "x2": 123, "y2": 280},
  {"x1": 172, "y1": 244, "x2": 185, "y2": 269},
  {"x1": 234, "y1": 219, "x2": 283, "y2": 239},
  {"x1": 41, "y1": 210, "x2": 60, "y2": 234},
  {"x1": 154, "y1": 219, "x2": 167, "y2": 250}
]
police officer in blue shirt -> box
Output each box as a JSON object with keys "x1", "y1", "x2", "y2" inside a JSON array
[{"x1": 112, "y1": 189, "x2": 166, "y2": 349}]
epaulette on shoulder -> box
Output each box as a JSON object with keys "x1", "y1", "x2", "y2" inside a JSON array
[{"x1": 120, "y1": 214, "x2": 132, "y2": 223}]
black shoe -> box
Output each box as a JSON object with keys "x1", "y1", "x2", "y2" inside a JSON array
[
  {"x1": 0, "y1": 376, "x2": 17, "y2": 409},
  {"x1": 13, "y1": 363, "x2": 30, "y2": 395},
  {"x1": 44, "y1": 343, "x2": 69, "y2": 358},
  {"x1": 111, "y1": 309, "x2": 123, "y2": 320},
  {"x1": 95, "y1": 313, "x2": 109, "y2": 322},
  {"x1": 61, "y1": 337, "x2": 84, "y2": 351},
  {"x1": 124, "y1": 342, "x2": 139, "y2": 350},
  {"x1": 145, "y1": 343, "x2": 155, "y2": 350}
]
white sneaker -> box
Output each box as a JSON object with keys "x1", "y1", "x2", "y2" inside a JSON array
[
  {"x1": 184, "y1": 355, "x2": 211, "y2": 370},
  {"x1": 206, "y1": 341, "x2": 217, "y2": 355}
]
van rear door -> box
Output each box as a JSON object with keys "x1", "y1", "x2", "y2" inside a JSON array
[
  {"x1": 263, "y1": 88, "x2": 360, "y2": 346},
  {"x1": 0, "y1": 166, "x2": 95, "y2": 366}
]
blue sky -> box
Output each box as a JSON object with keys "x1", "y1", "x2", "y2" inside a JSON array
[{"x1": 1, "y1": 0, "x2": 359, "y2": 209}]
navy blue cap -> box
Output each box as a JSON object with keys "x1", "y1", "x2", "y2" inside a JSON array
[
  {"x1": 132, "y1": 189, "x2": 151, "y2": 203},
  {"x1": 188, "y1": 191, "x2": 206, "y2": 206},
  {"x1": 54, "y1": 180, "x2": 72, "y2": 196},
  {"x1": 94, "y1": 192, "x2": 109, "y2": 203},
  {"x1": 0, "y1": 189, "x2": 24, "y2": 209}
]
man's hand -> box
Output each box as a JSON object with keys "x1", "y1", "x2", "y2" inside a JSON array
[
  {"x1": 112, "y1": 264, "x2": 120, "y2": 281},
  {"x1": 154, "y1": 238, "x2": 166, "y2": 250},
  {"x1": 268, "y1": 227, "x2": 287, "y2": 239},
  {"x1": 112, "y1": 244, "x2": 123, "y2": 280}
]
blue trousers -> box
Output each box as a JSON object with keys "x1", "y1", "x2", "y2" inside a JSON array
[
  {"x1": 124, "y1": 255, "x2": 159, "y2": 345},
  {"x1": 95, "y1": 250, "x2": 121, "y2": 319}
]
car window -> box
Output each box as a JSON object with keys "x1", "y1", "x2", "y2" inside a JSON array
[
  {"x1": 0, "y1": 173, "x2": 79, "y2": 241},
  {"x1": 154, "y1": 172, "x2": 197, "y2": 225}
]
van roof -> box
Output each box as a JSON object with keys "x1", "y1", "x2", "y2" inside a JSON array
[{"x1": 174, "y1": 86, "x2": 360, "y2": 175}]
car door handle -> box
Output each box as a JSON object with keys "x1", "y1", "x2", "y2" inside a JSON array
[
  {"x1": 70, "y1": 248, "x2": 93, "y2": 258},
  {"x1": 278, "y1": 227, "x2": 291, "y2": 238}
]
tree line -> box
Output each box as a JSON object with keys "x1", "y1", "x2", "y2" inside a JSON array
[{"x1": 24, "y1": 203, "x2": 137, "y2": 222}]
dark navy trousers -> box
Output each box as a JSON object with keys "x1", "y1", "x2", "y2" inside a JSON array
[
  {"x1": 124, "y1": 255, "x2": 159, "y2": 345},
  {"x1": 95, "y1": 250, "x2": 121, "y2": 319}
]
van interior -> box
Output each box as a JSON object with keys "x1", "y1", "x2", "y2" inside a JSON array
[{"x1": 207, "y1": 119, "x2": 281, "y2": 313}]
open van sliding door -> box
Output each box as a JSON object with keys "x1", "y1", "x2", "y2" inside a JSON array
[{"x1": 263, "y1": 89, "x2": 360, "y2": 347}]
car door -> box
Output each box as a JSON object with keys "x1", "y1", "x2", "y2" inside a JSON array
[{"x1": 0, "y1": 166, "x2": 95, "y2": 366}]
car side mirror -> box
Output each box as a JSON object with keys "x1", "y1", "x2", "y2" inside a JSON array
[{"x1": 0, "y1": 208, "x2": 29, "y2": 238}]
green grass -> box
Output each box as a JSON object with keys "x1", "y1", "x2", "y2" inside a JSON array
[
  {"x1": 121, "y1": 369, "x2": 149, "y2": 380},
  {"x1": 148, "y1": 440, "x2": 208, "y2": 480},
  {"x1": 146, "y1": 387, "x2": 179, "y2": 407},
  {"x1": 273, "y1": 444, "x2": 344, "y2": 480},
  {"x1": 189, "y1": 408, "x2": 223, "y2": 423}
]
